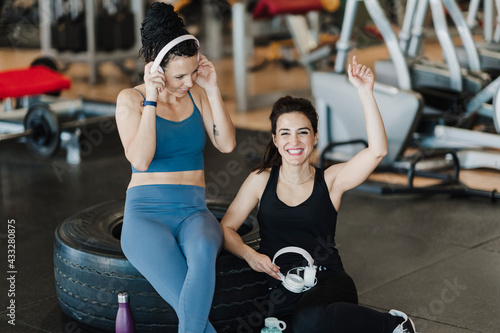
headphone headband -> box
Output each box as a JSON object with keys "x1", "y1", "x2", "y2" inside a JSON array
[
  {"x1": 272, "y1": 246, "x2": 315, "y2": 269},
  {"x1": 150, "y1": 35, "x2": 199, "y2": 74}
]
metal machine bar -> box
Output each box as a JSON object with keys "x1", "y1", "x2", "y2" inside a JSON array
[
  {"x1": 0, "y1": 100, "x2": 84, "y2": 121},
  {"x1": 467, "y1": 0, "x2": 481, "y2": 27},
  {"x1": 232, "y1": 3, "x2": 248, "y2": 112},
  {"x1": 85, "y1": 0, "x2": 97, "y2": 84},
  {"x1": 399, "y1": 0, "x2": 419, "y2": 56},
  {"x1": 365, "y1": 0, "x2": 412, "y2": 90},
  {"x1": 334, "y1": 0, "x2": 360, "y2": 73},
  {"x1": 408, "y1": 0, "x2": 429, "y2": 59},
  {"x1": 466, "y1": 76, "x2": 500, "y2": 114},
  {"x1": 434, "y1": 125, "x2": 500, "y2": 148},
  {"x1": 485, "y1": 0, "x2": 494, "y2": 42},
  {"x1": 494, "y1": 0, "x2": 500, "y2": 43},
  {"x1": 441, "y1": 0, "x2": 481, "y2": 72},
  {"x1": 0, "y1": 114, "x2": 115, "y2": 142},
  {"x1": 0, "y1": 129, "x2": 34, "y2": 142},
  {"x1": 429, "y1": 0, "x2": 463, "y2": 91},
  {"x1": 495, "y1": 81, "x2": 500, "y2": 132},
  {"x1": 40, "y1": 0, "x2": 51, "y2": 56}
]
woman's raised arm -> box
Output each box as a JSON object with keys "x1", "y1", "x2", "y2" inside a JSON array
[
  {"x1": 326, "y1": 56, "x2": 388, "y2": 203},
  {"x1": 195, "y1": 54, "x2": 236, "y2": 153}
]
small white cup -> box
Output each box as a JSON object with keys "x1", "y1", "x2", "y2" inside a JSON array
[{"x1": 264, "y1": 317, "x2": 287, "y2": 331}]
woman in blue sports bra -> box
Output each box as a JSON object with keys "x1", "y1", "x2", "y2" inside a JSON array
[{"x1": 115, "y1": 3, "x2": 235, "y2": 333}]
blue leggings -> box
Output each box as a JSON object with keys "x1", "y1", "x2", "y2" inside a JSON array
[{"x1": 121, "y1": 184, "x2": 223, "y2": 333}]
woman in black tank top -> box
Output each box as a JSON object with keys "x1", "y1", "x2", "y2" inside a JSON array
[{"x1": 221, "y1": 57, "x2": 417, "y2": 333}]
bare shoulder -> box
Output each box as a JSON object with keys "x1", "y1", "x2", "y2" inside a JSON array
[
  {"x1": 243, "y1": 168, "x2": 271, "y2": 198},
  {"x1": 248, "y1": 168, "x2": 271, "y2": 185},
  {"x1": 117, "y1": 87, "x2": 142, "y2": 105},
  {"x1": 116, "y1": 87, "x2": 143, "y2": 116}
]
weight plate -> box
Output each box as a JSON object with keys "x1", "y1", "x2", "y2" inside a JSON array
[
  {"x1": 30, "y1": 56, "x2": 59, "y2": 72},
  {"x1": 23, "y1": 104, "x2": 61, "y2": 159}
]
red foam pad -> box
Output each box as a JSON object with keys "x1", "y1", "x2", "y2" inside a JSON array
[
  {"x1": 0, "y1": 66, "x2": 71, "y2": 99},
  {"x1": 253, "y1": 0, "x2": 324, "y2": 19}
]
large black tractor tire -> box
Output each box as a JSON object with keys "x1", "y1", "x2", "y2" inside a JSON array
[{"x1": 54, "y1": 199, "x2": 269, "y2": 332}]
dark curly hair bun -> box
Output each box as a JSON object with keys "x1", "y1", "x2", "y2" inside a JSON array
[
  {"x1": 152, "y1": 2, "x2": 185, "y2": 33},
  {"x1": 139, "y1": 2, "x2": 198, "y2": 66}
]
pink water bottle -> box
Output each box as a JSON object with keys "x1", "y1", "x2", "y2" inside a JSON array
[{"x1": 115, "y1": 292, "x2": 135, "y2": 333}]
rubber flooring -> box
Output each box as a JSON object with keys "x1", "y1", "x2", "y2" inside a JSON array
[{"x1": 1, "y1": 127, "x2": 499, "y2": 332}]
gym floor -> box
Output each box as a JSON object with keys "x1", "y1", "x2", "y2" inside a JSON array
[{"x1": 1, "y1": 39, "x2": 500, "y2": 333}]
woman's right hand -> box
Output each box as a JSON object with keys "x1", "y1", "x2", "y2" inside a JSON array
[
  {"x1": 246, "y1": 252, "x2": 282, "y2": 280},
  {"x1": 144, "y1": 62, "x2": 165, "y2": 101},
  {"x1": 347, "y1": 56, "x2": 374, "y2": 92}
]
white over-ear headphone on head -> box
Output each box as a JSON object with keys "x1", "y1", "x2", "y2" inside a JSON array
[
  {"x1": 272, "y1": 246, "x2": 317, "y2": 293},
  {"x1": 150, "y1": 35, "x2": 200, "y2": 74}
]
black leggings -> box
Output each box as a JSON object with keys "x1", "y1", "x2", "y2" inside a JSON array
[{"x1": 268, "y1": 272, "x2": 402, "y2": 333}]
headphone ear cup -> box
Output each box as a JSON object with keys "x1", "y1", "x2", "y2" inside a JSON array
[
  {"x1": 303, "y1": 266, "x2": 316, "y2": 287},
  {"x1": 283, "y1": 273, "x2": 305, "y2": 293}
]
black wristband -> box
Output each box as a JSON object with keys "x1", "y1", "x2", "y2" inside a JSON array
[{"x1": 142, "y1": 101, "x2": 157, "y2": 107}]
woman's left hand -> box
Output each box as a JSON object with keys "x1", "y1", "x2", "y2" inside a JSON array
[
  {"x1": 195, "y1": 54, "x2": 217, "y2": 90},
  {"x1": 347, "y1": 56, "x2": 375, "y2": 92}
]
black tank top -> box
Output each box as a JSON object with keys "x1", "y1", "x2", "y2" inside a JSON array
[{"x1": 257, "y1": 166, "x2": 344, "y2": 285}]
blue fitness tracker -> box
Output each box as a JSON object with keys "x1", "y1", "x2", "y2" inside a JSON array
[{"x1": 142, "y1": 101, "x2": 157, "y2": 107}]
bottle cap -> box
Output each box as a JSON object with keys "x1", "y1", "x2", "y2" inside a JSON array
[{"x1": 118, "y1": 292, "x2": 129, "y2": 303}]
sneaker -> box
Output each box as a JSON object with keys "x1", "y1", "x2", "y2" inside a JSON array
[{"x1": 389, "y1": 309, "x2": 417, "y2": 333}]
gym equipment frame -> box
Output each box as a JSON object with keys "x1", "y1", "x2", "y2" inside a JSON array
[
  {"x1": 232, "y1": 2, "x2": 325, "y2": 112},
  {"x1": 0, "y1": 96, "x2": 116, "y2": 164},
  {"x1": 39, "y1": 0, "x2": 144, "y2": 85},
  {"x1": 377, "y1": 0, "x2": 500, "y2": 171},
  {"x1": 466, "y1": 0, "x2": 500, "y2": 44},
  {"x1": 384, "y1": 0, "x2": 488, "y2": 94},
  {"x1": 315, "y1": 0, "x2": 500, "y2": 201}
]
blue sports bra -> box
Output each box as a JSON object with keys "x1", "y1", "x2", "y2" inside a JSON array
[{"x1": 131, "y1": 90, "x2": 205, "y2": 173}]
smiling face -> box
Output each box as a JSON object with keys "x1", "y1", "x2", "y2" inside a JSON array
[
  {"x1": 162, "y1": 55, "x2": 199, "y2": 97},
  {"x1": 273, "y1": 112, "x2": 318, "y2": 166}
]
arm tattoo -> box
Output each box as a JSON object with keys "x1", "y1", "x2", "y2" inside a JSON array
[{"x1": 213, "y1": 124, "x2": 219, "y2": 136}]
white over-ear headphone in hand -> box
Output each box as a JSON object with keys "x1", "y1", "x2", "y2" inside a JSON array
[{"x1": 272, "y1": 246, "x2": 317, "y2": 293}]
